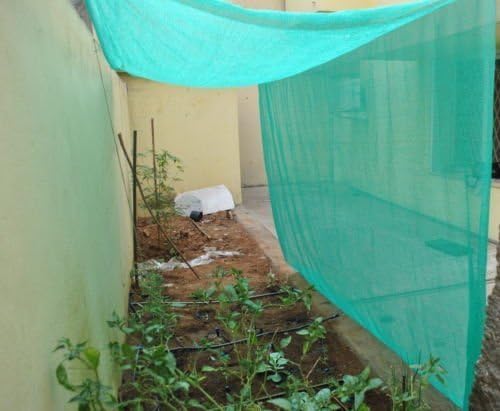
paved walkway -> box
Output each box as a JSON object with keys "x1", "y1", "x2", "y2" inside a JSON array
[{"x1": 242, "y1": 186, "x2": 498, "y2": 297}]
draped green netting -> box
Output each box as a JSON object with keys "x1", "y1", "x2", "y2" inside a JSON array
[
  {"x1": 260, "y1": 1, "x2": 495, "y2": 406},
  {"x1": 86, "y1": 0, "x2": 453, "y2": 87},
  {"x1": 86, "y1": 0, "x2": 495, "y2": 407}
]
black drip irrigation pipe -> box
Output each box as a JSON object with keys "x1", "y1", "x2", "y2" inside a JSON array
[
  {"x1": 169, "y1": 313, "x2": 341, "y2": 353},
  {"x1": 130, "y1": 290, "x2": 288, "y2": 307}
]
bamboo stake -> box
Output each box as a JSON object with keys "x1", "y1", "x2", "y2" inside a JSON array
[
  {"x1": 150, "y1": 118, "x2": 161, "y2": 246},
  {"x1": 188, "y1": 218, "x2": 211, "y2": 240},
  {"x1": 132, "y1": 131, "x2": 139, "y2": 288},
  {"x1": 117, "y1": 133, "x2": 200, "y2": 279}
]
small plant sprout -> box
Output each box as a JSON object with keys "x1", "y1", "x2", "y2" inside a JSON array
[
  {"x1": 266, "y1": 271, "x2": 279, "y2": 289},
  {"x1": 334, "y1": 367, "x2": 383, "y2": 410},
  {"x1": 279, "y1": 285, "x2": 313, "y2": 312},
  {"x1": 296, "y1": 316, "x2": 327, "y2": 355},
  {"x1": 55, "y1": 271, "x2": 445, "y2": 410},
  {"x1": 257, "y1": 351, "x2": 289, "y2": 383}
]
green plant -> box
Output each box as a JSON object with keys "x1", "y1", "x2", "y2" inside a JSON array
[
  {"x1": 296, "y1": 316, "x2": 327, "y2": 356},
  {"x1": 388, "y1": 356, "x2": 446, "y2": 411},
  {"x1": 137, "y1": 149, "x2": 183, "y2": 226},
  {"x1": 267, "y1": 351, "x2": 289, "y2": 383},
  {"x1": 107, "y1": 272, "x2": 214, "y2": 411},
  {"x1": 55, "y1": 269, "x2": 445, "y2": 411},
  {"x1": 54, "y1": 339, "x2": 115, "y2": 411},
  {"x1": 333, "y1": 367, "x2": 383, "y2": 410},
  {"x1": 266, "y1": 271, "x2": 279, "y2": 289},
  {"x1": 269, "y1": 389, "x2": 343, "y2": 411},
  {"x1": 279, "y1": 285, "x2": 313, "y2": 312}
]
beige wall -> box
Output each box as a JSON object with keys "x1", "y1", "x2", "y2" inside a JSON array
[
  {"x1": 234, "y1": 0, "x2": 285, "y2": 187},
  {"x1": 236, "y1": 0, "x2": 412, "y2": 188},
  {"x1": 237, "y1": 0, "x2": 500, "y2": 241},
  {"x1": 491, "y1": 184, "x2": 500, "y2": 240},
  {"x1": 0, "y1": 0, "x2": 133, "y2": 410},
  {"x1": 285, "y1": 0, "x2": 414, "y2": 11},
  {"x1": 238, "y1": 87, "x2": 268, "y2": 187},
  {"x1": 123, "y1": 75, "x2": 242, "y2": 204},
  {"x1": 234, "y1": 0, "x2": 285, "y2": 8}
]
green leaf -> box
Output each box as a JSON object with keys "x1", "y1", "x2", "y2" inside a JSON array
[
  {"x1": 314, "y1": 388, "x2": 331, "y2": 402},
  {"x1": 360, "y1": 367, "x2": 370, "y2": 380},
  {"x1": 296, "y1": 329, "x2": 309, "y2": 336},
  {"x1": 170, "y1": 302, "x2": 187, "y2": 308},
  {"x1": 256, "y1": 363, "x2": 270, "y2": 373},
  {"x1": 187, "y1": 399, "x2": 205, "y2": 409},
  {"x1": 83, "y1": 347, "x2": 100, "y2": 370},
  {"x1": 165, "y1": 352, "x2": 177, "y2": 372},
  {"x1": 201, "y1": 365, "x2": 217, "y2": 372},
  {"x1": 56, "y1": 363, "x2": 75, "y2": 392},
  {"x1": 174, "y1": 381, "x2": 190, "y2": 392},
  {"x1": 280, "y1": 336, "x2": 292, "y2": 348},
  {"x1": 267, "y1": 398, "x2": 292, "y2": 410},
  {"x1": 367, "y1": 378, "x2": 383, "y2": 390},
  {"x1": 78, "y1": 404, "x2": 91, "y2": 411},
  {"x1": 240, "y1": 384, "x2": 251, "y2": 400},
  {"x1": 268, "y1": 373, "x2": 282, "y2": 383}
]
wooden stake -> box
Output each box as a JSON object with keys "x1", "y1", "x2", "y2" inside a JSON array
[
  {"x1": 188, "y1": 218, "x2": 211, "y2": 240},
  {"x1": 132, "y1": 131, "x2": 139, "y2": 288},
  {"x1": 151, "y1": 118, "x2": 161, "y2": 245},
  {"x1": 117, "y1": 133, "x2": 200, "y2": 279}
]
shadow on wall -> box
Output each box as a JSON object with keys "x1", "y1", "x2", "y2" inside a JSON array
[{"x1": 70, "y1": 0, "x2": 92, "y2": 29}]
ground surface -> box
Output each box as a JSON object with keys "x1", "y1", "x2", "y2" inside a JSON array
[{"x1": 132, "y1": 213, "x2": 391, "y2": 409}]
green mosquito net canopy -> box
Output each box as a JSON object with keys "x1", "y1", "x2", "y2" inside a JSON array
[{"x1": 86, "y1": 0, "x2": 495, "y2": 407}]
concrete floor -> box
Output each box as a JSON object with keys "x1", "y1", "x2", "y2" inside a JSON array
[{"x1": 242, "y1": 185, "x2": 498, "y2": 298}]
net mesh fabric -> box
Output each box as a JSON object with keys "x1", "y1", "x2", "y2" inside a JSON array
[{"x1": 86, "y1": 0, "x2": 496, "y2": 406}]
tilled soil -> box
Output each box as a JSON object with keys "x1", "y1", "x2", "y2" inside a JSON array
[{"x1": 130, "y1": 213, "x2": 390, "y2": 410}]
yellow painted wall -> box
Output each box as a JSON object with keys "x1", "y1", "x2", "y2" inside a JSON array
[
  {"x1": 285, "y1": 0, "x2": 413, "y2": 11},
  {"x1": 490, "y1": 184, "x2": 500, "y2": 239},
  {"x1": 0, "y1": 1, "x2": 133, "y2": 410},
  {"x1": 237, "y1": 0, "x2": 500, "y2": 241},
  {"x1": 236, "y1": 0, "x2": 410, "y2": 188},
  {"x1": 234, "y1": 0, "x2": 285, "y2": 8},
  {"x1": 233, "y1": 0, "x2": 285, "y2": 187},
  {"x1": 122, "y1": 75, "x2": 242, "y2": 205},
  {"x1": 238, "y1": 87, "x2": 269, "y2": 187}
]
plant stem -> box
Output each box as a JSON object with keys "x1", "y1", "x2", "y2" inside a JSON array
[
  {"x1": 116, "y1": 133, "x2": 200, "y2": 279},
  {"x1": 190, "y1": 379, "x2": 224, "y2": 411},
  {"x1": 305, "y1": 356, "x2": 322, "y2": 382}
]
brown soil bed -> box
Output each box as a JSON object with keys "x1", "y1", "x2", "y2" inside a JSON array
[{"x1": 130, "y1": 213, "x2": 390, "y2": 410}]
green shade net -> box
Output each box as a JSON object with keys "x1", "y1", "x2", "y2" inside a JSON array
[
  {"x1": 86, "y1": 0, "x2": 495, "y2": 407},
  {"x1": 86, "y1": 0, "x2": 453, "y2": 87}
]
